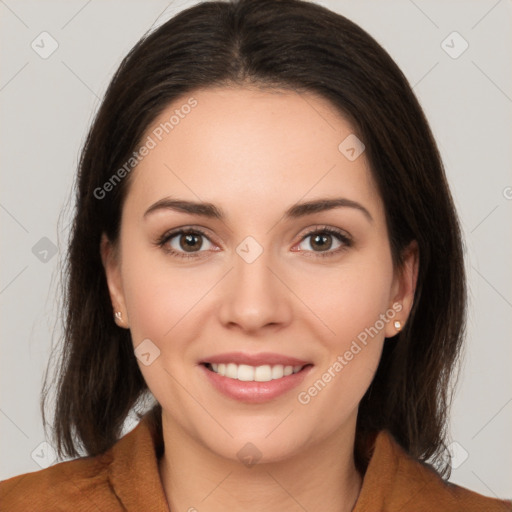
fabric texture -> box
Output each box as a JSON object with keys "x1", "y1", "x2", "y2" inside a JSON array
[{"x1": 1, "y1": 411, "x2": 510, "y2": 511}]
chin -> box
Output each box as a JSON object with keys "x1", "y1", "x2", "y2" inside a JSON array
[{"x1": 201, "y1": 429, "x2": 309, "y2": 467}]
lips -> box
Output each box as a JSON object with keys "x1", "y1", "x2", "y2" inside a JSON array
[{"x1": 199, "y1": 352, "x2": 313, "y2": 403}]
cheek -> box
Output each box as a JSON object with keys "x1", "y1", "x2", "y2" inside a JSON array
[
  {"x1": 119, "y1": 247, "x2": 211, "y2": 406},
  {"x1": 293, "y1": 250, "x2": 394, "y2": 406},
  {"x1": 294, "y1": 267, "x2": 392, "y2": 421},
  {"x1": 119, "y1": 236, "x2": 210, "y2": 345},
  {"x1": 299, "y1": 255, "x2": 394, "y2": 344}
]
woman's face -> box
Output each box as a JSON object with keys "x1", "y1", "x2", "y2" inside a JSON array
[{"x1": 102, "y1": 86, "x2": 417, "y2": 463}]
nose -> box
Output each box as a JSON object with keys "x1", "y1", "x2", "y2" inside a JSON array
[{"x1": 217, "y1": 244, "x2": 293, "y2": 334}]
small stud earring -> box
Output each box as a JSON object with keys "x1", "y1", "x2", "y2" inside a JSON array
[
  {"x1": 394, "y1": 320, "x2": 402, "y2": 332},
  {"x1": 115, "y1": 311, "x2": 122, "y2": 321}
]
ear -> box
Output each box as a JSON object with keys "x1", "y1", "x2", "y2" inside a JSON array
[
  {"x1": 100, "y1": 233, "x2": 129, "y2": 329},
  {"x1": 384, "y1": 240, "x2": 419, "y2": 338}
]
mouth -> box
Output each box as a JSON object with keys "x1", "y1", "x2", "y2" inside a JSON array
[
  {"x1": 198, "y1": 353, "x2": 314, "y2": 403},
  {"x1": 202, "y1": 362, "x2": 309, "y2": 382},
  {"x1": 198, "y1": 352, "x2": 314, "y2": 404}
]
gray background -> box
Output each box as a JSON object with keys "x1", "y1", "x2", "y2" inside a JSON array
[{"x1": 1, "y1": 0, "x2": 511, "y2": 499}]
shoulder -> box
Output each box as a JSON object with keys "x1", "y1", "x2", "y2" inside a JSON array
[
  {"x1": 356, "y1": 430, "x2": 512, "y2": 512},
  {"x1": 0, "y1": 412, "x2": 168, "y2": 512},
  {"x1": 398, "y1": 458, "x2": 512, "y2": 511},
  {"x1": 0, "y1": 450, "x2": 123, "y2": 511}
]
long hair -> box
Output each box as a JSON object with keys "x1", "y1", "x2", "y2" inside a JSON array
[{"x1": 41, "y1": 0, "x2": 466, "y2": 478}]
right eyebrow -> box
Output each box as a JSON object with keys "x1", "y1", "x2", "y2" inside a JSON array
[{"x1": 143, "y1": 197, "x2": 223, "y2": 220}]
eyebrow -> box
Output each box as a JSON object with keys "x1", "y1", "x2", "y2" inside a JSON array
[{"x1": 143, "y1": 196, "x2": 373, "y2": 223}]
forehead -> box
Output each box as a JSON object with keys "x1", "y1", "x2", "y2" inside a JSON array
[{"x1": 123, "y1": 86, "x2": 382, "y2": 222}]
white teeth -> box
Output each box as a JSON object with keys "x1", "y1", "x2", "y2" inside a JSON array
[
  {"x1": 226, "y1": 363, "x2": 238, "y2": 379},
  {"x1": 254, "y1": 365, "x2": 272, "y2": 382},
  {"x1": 237, "y1": 364, "x2": 254, "y2": 381},
  {"x1": 271, "y1": 365, "x2": 284, "y2": 379},
  {"x1": 208, "y1": 363, "x2": 304, "y2": 382}
]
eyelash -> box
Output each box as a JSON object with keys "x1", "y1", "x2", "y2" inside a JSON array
[{"x1": 155, "y1": 226, "x2": 353, "y2": 260}]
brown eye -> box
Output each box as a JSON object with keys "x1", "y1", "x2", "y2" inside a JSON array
[
  {"x1": 157, "y1": 228, "x2": 215, "y2": 259},
  {"x1": 296, "y1": 227, "x2": 352, "y2": 257},
  {"x1": 178, "y1": 232, "x2": 204, "y2": 252},
  {"x1": 309, "y1": 232, "x2": 334, "y2": 251}
]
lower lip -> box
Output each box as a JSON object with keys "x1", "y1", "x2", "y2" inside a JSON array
[{"x1": 200, "y1": 364, "x2": 313, "y2": 403}]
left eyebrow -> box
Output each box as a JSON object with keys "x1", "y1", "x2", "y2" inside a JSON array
[
  {"x1": 284, "y1": 197, "x2": 373, "y2": 223},
  {"x1": 143, "y1": 196, "x2": 373, "y2": 223}
]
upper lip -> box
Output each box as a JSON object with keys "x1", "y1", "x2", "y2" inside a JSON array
[{"x1": 201, "y1": 352, "x2": 312, "y2": 367}]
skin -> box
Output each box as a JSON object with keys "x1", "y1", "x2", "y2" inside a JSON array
[{"x1": 101, "y1": 86, "x2": 418, "y2": 512}]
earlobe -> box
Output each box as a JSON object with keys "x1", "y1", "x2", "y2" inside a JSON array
[
  {"x1": 100, "y1": 233, "x2": 129, "y2": 328},
  {"x1": 385, "y1": 241, "x2": 419, "y2": 338}
]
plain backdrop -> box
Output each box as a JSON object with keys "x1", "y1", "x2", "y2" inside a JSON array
[{"x1": 1, "y1": 0, "x2": 511, "y2": 499}]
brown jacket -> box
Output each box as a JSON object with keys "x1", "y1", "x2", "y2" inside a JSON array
[{"x1": 1, "y1": 413, "x2": 510, "y2": 511}]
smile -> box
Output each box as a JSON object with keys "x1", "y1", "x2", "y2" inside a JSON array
[{"x1": 200, "y1": 357, "x2": 313, "y2": 403}]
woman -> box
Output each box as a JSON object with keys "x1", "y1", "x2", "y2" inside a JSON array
[{"x1": 1, "y1": 0, "x2": 510, "y2": 510}]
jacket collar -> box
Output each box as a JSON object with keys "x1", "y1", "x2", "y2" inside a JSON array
[{"x1": 109, "y1": 412, "x2": 170, "y2": 511}]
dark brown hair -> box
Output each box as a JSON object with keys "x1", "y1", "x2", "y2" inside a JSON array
[{"x1": 42, "y1": 0, "x2": 466, "y2": 478}]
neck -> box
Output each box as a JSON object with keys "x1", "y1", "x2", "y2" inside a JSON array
[{"x1": 158, "y1": 412, "x2": 363, "y2": 512}]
